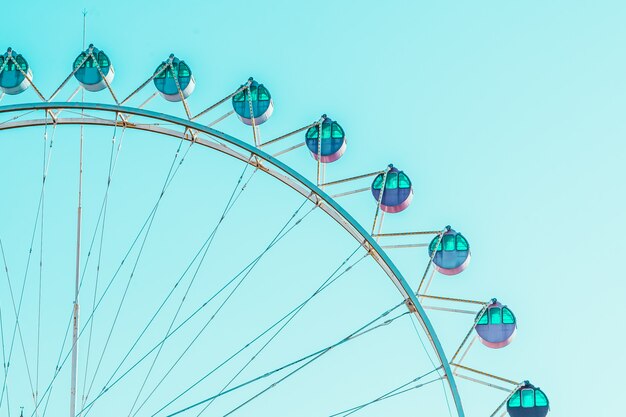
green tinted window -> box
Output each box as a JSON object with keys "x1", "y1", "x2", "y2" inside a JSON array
[
  {"x1": 521, "y1": 389, "x2": 535, "y2": 408},
  {"x1": 331, "y1": 122, "x2": 344, "y2": 138},
  {"x1": 258, "y1": 85, "x2": 270, "y2": 100},
  {"x1": 489, "y1": 307, "x2": 502, "y2": 325},
  {"x1": 321, "y1": 123, "x2": 331, "y2": 139},
  {"x1": 73, "y1": 53, "x2": 87, "y2": 69},
  {"x1": 305, "y1": 125, "x2": 319, "y2": 139},
  {"x1": 535, "y1": 390, "x2": 548, "y2": 406},
  {"x1": 233, "y1": 89, "x2": 246, "y2": 102},
  {"x1": 154, "y1": 63, "x2": 168, "y2": 79},
  {"x1": 429, "y1": 236, "x2": 442, "y2": 253},
  {"x1": 398, "y1": 173, "x2": 411, "y2": 188},
  {"x1": 178, "y1": 62, "x2": 190, "y2": 77},
  {"x1": 15, "y1": 55, "x2": 28, "y2": 70},
  {"x1": 476, "y1": 311, "x2": 488, "y2": 325},
  {"x1": 97, "y1": 52, "x2": 109, "y2": 68},
  {"x1": 386, "y1": 173, "x2": 398, "y2": 189},
  {"x1": 508, "y1": 391, "x2": 521, "y2": 408},
  {"x1": 502, "y1": 307, "x2": 515, "y2": 324},
  {"x1": 456, "y1": 234, "x2": 469, "y2": 250},
  {"x1": 443, "y1": 234, "x2": 456, "y2": 251},
  {"x1": 372, "y1": 174, "x2": 384, "y2": 190},
  {"x1": 248, "y1": 86, "x2": 259, "y2": 101}
]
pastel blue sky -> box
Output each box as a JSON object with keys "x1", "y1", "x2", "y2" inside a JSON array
[{"x1": 0, "y1": 1, "x2": 624, "y2": 416}]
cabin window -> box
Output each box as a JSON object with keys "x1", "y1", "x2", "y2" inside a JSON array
[
  {"x1": 535, "y1": 390, "x2": 548, "y2": 406},
  {"x1": 321, "y1": 123, "x2": 332, "y2": 139},
  {"x1": 97, "y1": 52, "x2": 109, "y2": 68},
  {"x1": 489, "y1": 307, "x2": 502, "y2": 325},
  {"x1": 74, "y1": 53, "x2": 87, "y2": 69},
  {"x1": 233, "y1": 89, "x2": 246, "y2": 102},
  {"x1": 372, "y1": 174, "x2": 384, "y2": 190},
  {"x1": 429, "y1": 236, "x2": 442, "y2": 253},
  {"x1": 398, "y1": 173, "x2": 411, "y2": 189},
  {"x1": 508, "y1": 391, "x2": 521, "y2": 407},
  {"x1": 178, "y1": 62, "x2": 191, "y2": 77},
  {"x1": 443, "y1": 234, "x2": 456, "y2": 251},
  {"x1": 385, "y1": 172, "x2": 398, "y2": 189},
  {"x1": 331, "y1": 123, "x2": 344, "y2": 139},
  {"x1": 476, "y1": 311, "x2": 489, "y2": 325},
  {"x1": 154, "y1": 63, "x2": 168, "y2": 79},
  {"x1": 456, "y1": 234, "x2": 469, "y2": 251},
  {"x1": 502, "y1": 307, "x2": 515, "y2": 324},
  {"x1": 521, "y1": 389, "x2": 535, "y2": 407},
  {"x1": 258, "y1": 85, "x2": 270, "y2": 100}
]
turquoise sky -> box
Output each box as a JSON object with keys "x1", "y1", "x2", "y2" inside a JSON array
[{"x1": 0, "y1": 1, "x2": 624, "y2": 416}]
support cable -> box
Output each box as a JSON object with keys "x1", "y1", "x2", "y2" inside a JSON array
[
  {"x1": 148, "y1": 247, "x2": 366, "y2": 417},
  {"x1": 191, "y1": 248, "x2": 368, "y2": 417},
  {"x1": 328, "y1": 367, "x2": 443, "y2": 417},
  {"x1": 75, "y1": 198, "x2": 315, "y2": 417},
  {"x1": 124, "y1": 164, "x2": 259, "y2": 416},
  {"x1": 81, "y1": 137, "x2": 194, "y2": 402},
  {"x1": 32, "y1": 135, "x2": 193, "y2": 417},
  {"x1": 0, "y1": 119, "x2": 56, "y2": 411},
  {"x1": 164, "y1": 301, "x2": 408, "y2": 417}
]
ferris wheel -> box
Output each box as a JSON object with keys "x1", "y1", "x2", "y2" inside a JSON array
[{"x1": 0, "y1": 40, "x2": 549, "y2": 417}]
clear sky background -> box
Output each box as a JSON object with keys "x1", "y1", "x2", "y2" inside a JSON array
[{"x1": 0, "y1": 1, "x2": 624, "y2": 416}]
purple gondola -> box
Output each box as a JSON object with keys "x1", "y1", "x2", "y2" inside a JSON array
[
  {"x1": 507, "y1": 381, "x2": 550, "y2": 417},
  {"x1": 371, "y1": 165, "x2": 413, "y2": 213},
  {"x1": 428, "y1": 226, "x2": 471, "y2": 275},
  {"x1": 474, "y1": 300, "x2": 517, "y2": 349},
  {"x1": 304, "y1": 115, "x2": 346, "y2": 163}
]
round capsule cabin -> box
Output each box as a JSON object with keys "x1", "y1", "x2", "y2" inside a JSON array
[
  {"x1": 371, "y1": 166, "x2": 413, "y2": 213},
  {"x1": 305, "y1": 115, "x2": 346, "y2": 163},
  {"x1": 428, "y1": 227, "x2": 471, "y2": 275},
  {"x1": 474, "y1": 300, "x2": 517, "y2": 349},
  {"x1": 153, "y1": 55, "x2": 196, "y2": 102},
  {"x1": 0, "y1": 48, "x2": 33, "y2": 95},
  {"x1": 507, "y1": 381, "x2": 549, "y2": 417},
  {"x1": 73, "y1": 44, "x2": 115, "y2": 92},
  {"x1": 232, "y1": 78, "x2": 273, "y2": 125}
]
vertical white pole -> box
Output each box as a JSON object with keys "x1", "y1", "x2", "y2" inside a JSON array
[{"x1": 70, "y1": 10, "x2": 86, "y2": 417}]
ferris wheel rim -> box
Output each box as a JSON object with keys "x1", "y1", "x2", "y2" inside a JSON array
[{"x1": 0, "y1": 100, "x2": 465, "y2": 417}]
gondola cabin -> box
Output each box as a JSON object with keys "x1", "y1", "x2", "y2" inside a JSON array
[
  {"x1": 428, "y1": 226, "x2": 471, "y2": 275},
  {"x1": 474, "y1": 300, "x2": 517, "y2": 349},
  {"x1": 0, "y1": 48, "x2": 33, "y2": 95},
  {"x1": 507, "y1": 381, "x2": 549, "y2": 417},
  {"x1": 370, "y1": 165, "x2": 413, "y2": 213},
  {"x1": 232, "y1": 78, "x2": 273, "y2": 125},
  {"x1": 153, "y1": 54, "x2": 196, "y2": 102},
  {"x1": 73, "y1": 44, "x2": 115, "y2": 92},
  {"x1": 305, "y1": 115, "x2": 346, "y2": 163}
]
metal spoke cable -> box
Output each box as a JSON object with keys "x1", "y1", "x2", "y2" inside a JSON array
[
  {"x1": 76, "y1": 198, "x2": 314, "y2": 417},
  {"x1": 125, "y1": 165, "x2": 258, "y2": 416},
  {"x1": 192, "y1": 248, "x2": 368, "y2": 417},
  {"x1": 119, "y1": 202, "x2": 315, "y2": 417},
  {"x1": 148, "y1": 247, "x2": 366, "y2": 417},
  {"x1": 81, "y1": 163, "x2": 257, "y2": 409},
  {"x1": 0, "y1": 120, "x2": 56, "y2": 411},
  {"x1": 331, "y1": 374, "x2": 444, "y2": 417},
  {"x1": 164, "y1": 301, "x2": 408, "y2": 417},
  {"x1": 79, "y1": 137, "x2": 193, "y2": 404},
  {"x1": 32, "y1": 137, "x2": 193, "y2": 417},
  {"x1": 81, "y1": 122, "x2": 127, "y2": 407},
  {"x1": 408, "y1": 314, "x2": 453, "y2": 417}
]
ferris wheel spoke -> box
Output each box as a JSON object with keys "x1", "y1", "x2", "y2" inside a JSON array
[
  {"x1": 76, "y1": 198, "x2": 315, "y2": 417},
  {"x1": 0, "y1": 118, "x2": 56, "y2": 413},
  {"x1": 31, "y1": 133, "x2": 195, "y2": 417},
  {"x1": 118, "y1": 200, "x2": 317, "y2": 414},
  {"x1": 125, "y1": 165, "x2": 259, "y2": 417},
  {"x1": 148, "y1": 247, "x2": 366, "y2": 417},
  {"x1": 166, "y1": 302, "x2": 408, "y2": 417},
  {"x1": 191, "y1": 247, "x2": 369, "y2": 417},
  {"x1": 80, "y1": 123, "x2": 127, "y2": 408},
  {"x1": 330, "y1": 372, "x2": 444, "y2": 417},
  {"x1": 80, "y1": 135, "x2": 196, "y2": 403}
]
